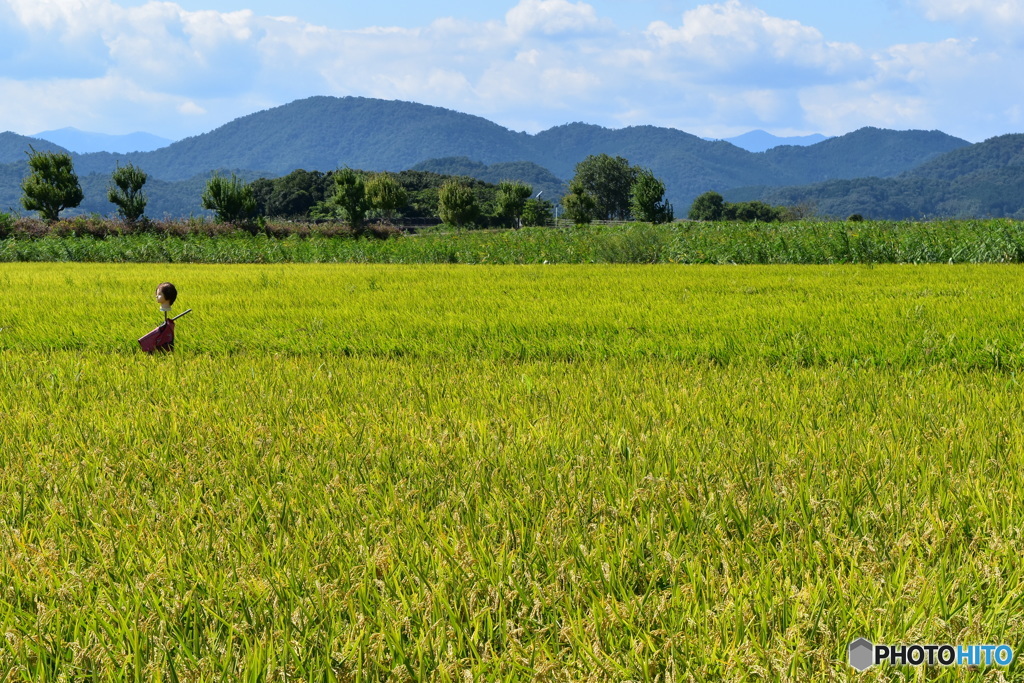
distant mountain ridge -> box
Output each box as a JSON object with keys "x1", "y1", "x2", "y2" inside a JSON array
[
  {"x1": 760, "y1": 127, "x2": 967, "y2": 182},
  {"x1": 4, "y1": 97, "x2": 970, "y2": 204},
  {"x1": 1, "y1": 95, "x2": 1013, "y2": 219},
  {"x1": 733, "y1": 134, "x2": 1024, "y2": 219},
  {"x1": 81, "y1": 97, "x2": 532, "y2": 181},
  {"x1": 32, "y1": 128, "x2": 173, "y2": 154},
  {"x1": 0, "y1": 132, "x2": 69, "y2": 162},
  {"x1": 716, "y1": 130, "x2": 830, "y2": 153}
]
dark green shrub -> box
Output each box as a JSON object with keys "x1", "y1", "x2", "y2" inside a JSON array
[
  {"x1": 522, "y1": 198, "x2": 554, "y2": 227},
  {"x1": 365, "y1": 173, "x2": 408, "y2": 224},
  {"x1": 724, "y1": 201, "x2": 783, "y2": 222},
  {"x1": 561, "y1": 179, "x2": 597, "y2": 226},
  {"x1": 51, "y1": 214, "x2": 114, "y2": 237},
  {"x1": 438, "y1": 179, "x2": 479, "y2": 228},
  {"x1": 366, "y1": 222, "x2": 402, "y2": 239},
  {"x1": 688, "y1": 191, "x2": 725, "y2": 221},
  {"x1": 630, "y1": 168, "x2": 673, "y2": 224},
  {"x1": 593, "y1": 223, "x2": 671, "y2": 263},
  {"x1": 318, "y1": 169, "x2": 371, "y2": 233},
  {"x1": 201, "y1": 173, "x2": 258, "y2": 226},
  {"x1": 495, "y1": 180, "x2": 532, "y2": 228}
]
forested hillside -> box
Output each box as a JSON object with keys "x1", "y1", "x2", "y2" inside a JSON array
[
  {"x1": 0, "y1": 132, "x2": 68, "y2": 164},
  {"x1": 760, "y1": 128, "x2": 969, "y2": 182},
  {"x1": 0, "y1": 96, "x2": 1015, "y2": 219},
  {"x1": 905, "y1": 134, "x2": 1024, "y2": 180},
  {"x1": 69, "y1": 97, "x2": 532, "y2": 180},
  {"x1": 735, "y1": 135, "x2": 1024, "y2": 219}
]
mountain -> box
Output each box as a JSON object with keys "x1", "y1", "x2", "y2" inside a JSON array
[
  {"x1": 733, "y1": 134, "x2": 1024, "y2": 219},
  {"x1": 0, "y1": 132, "x2": 69, "y2": 164},
  {"x1": 33, "y1": 128, "x2": 173, "y2": 154},
  {"x1": 68, "y1": 97, "x2": 533, "y2": 181},
  {"x1": 0, "y1": 96, "x2": 1001, "y2": 219},
  {"x1": 517, "y1": 123, "x2": 968, "y2": 206},
  {"x1": 719, "y1": 130, "x2": 829, "y2": 153},
  {"x1": 56, "y1": 97, "x2": 964, "y2": 204},
  {"x1": 0, "y1": 161, "x2": 25, "y2": 213},
  {"x1": 760, "y1": 127, "x2": 970, "y2": 182},
  {"x1": 40, "y1": 97, "x2": 796, "y2": 207},
  {"x1": 903, "y1": 133, "x2": 1024, "y2": 182},
  {"x1": 527, "y1": 122, "x2": 792, "y2": 202}
]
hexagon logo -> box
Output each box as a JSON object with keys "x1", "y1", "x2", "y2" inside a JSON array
[{"x1": 849, "y1": 638, "x2": 875, "y2": 671}]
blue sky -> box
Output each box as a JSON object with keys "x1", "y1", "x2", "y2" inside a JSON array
[{"x1": 2, "y1": 0, "x2": 1022, "y2": 143}]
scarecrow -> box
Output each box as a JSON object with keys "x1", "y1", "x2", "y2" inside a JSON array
[{"x1": 139, "y1": 282, "x2": 191, "y2": 353}]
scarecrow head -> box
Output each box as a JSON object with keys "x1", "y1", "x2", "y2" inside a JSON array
[{"x1": 156, "y1": 282, "x2": 177, "y2": 312}]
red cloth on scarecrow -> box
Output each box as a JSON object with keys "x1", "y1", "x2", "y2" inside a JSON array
[{"x1": 138, "y1": 319, "x2": 175, "y2": 353}]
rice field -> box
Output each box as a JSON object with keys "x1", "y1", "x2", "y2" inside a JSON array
[{"x1": 2, "y1": 262, "x2": 1023, "y2": 681}]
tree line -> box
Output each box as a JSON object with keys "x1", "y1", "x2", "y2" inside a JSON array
[
  {"x1": 687, "y1": 191, "x2": 804, "y2": 222},
  {"x1": 16, "y1": 149, "x2": 676, "y2": 228}
]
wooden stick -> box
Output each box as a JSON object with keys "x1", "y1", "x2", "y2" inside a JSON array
[{"x1": 170, "y1": 308, "x2": 193, "y2": 321}]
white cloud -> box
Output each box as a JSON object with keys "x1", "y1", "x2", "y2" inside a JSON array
[
  {"x1": 800, "y1": 38, "x2": 1015, "y2": 138},
  {"x1": 365, "y1": 68, "x2": 475, "y2": 103},
  {"x1": 5, "y1": 0, "x2": 106, "y2": 31},
  {"x1": 0, "y1": 0, "x2": 1022, "y2": 142},
  {"x1": 0, "y1": 73, "x2": 238, "y2": 135},
  {"x1": 875, "y1": 38, "x2": 985, "y2": 83},
  {"x1": 178, "y1": 101, "x2": 207, "y2": 116},
  {"x1": 710, "y1": 89, "x2": 790, "y2": 122},
  {"x1": 505, "y1": 0, "x2": 604, "y2": 37},
  {"x1": 516, "y1": 49, "x2": 542, "y2": 66},
  {"x1": 914, "y1": 0, "x2": 1024, "y2": 27},
  {"x1": 800, "y1": 87, "x2": 931, "y2": 133},
  {"x1": 646, "y1": 1, "x2": 863, "y2": 76},
  {"x1": 0, "y1": 0, "x2": 272, "y2": 98}
]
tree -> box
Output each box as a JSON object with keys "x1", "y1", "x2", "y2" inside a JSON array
[
  {"x1": 688, "y1": 191, "x2": 725, "y2": 221},
  {"x1": 724, "y1": 201, "x2": 783, "y2": 222},
  {"x1": 365, "y1": 172, "x2": 408, "y2": 223},
  {"x1": 252, "y1": 169, "x2": 331, "y2": 218},
  {"x1": 521, "y1": 198, "x2": 554, "y2": 227},
  {"x1": 107, "y1": 163, "x2": 148, "y2": 222},
  {"x1": 630, "y1": 168, "x2": 673, "y2": 224},
  {"x1": 495, "y1": 180, "x2": 533, "y2": 229},
  {"x1": 201, "y1": 173, "x2": 257, "y2": 223},
  {"x1": 561, "y1": 179, "x2": 597, "y2": 225},
  {"x1": 321, "y1": 168, "x2": 371, "y2": 232},
  {"x1": 438, "y1": 179, "x2": 479, "y2": 227},
  {"x1": 21, "y1": 148, "x2": 84, "y2": 221},
  {"x1": 572, "y1": 154, "x2": 636, "y2": 220}
]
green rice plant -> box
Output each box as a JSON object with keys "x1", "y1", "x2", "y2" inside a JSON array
[
  {"x1": 2, "y1": 353, "x2": 1023, "y2": 680},
  {"x1": 2, "y1": 264, "x2": 1024, "y2": 680},
  {"x1": 3, "y1": 262, "x2": 1024, "y2": 369}
]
